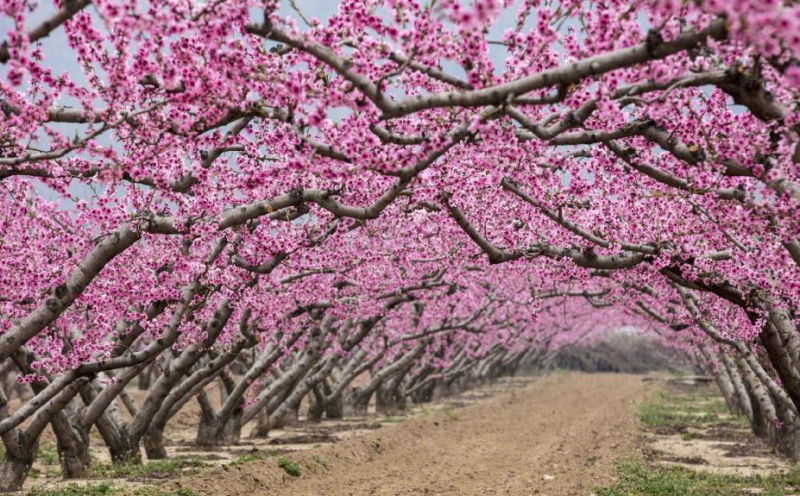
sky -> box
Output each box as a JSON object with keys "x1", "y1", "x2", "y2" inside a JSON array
[
  {"x1": 0, "y1": 1, "x2": 529, "y2": 204},
  {"x1": 0, "y1": 1, "x2": 671, "y2": 204}
]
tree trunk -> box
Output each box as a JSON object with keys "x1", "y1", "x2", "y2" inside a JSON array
[
  {"x1": 96, "y1": 418, "x2": 140, "y2": 465},
  {"x1": 195, "y1": 411, "x2": 242, "y2": 447},
  {"x1": 345, "y1": 387, "x2": 370, "y2": 416},
  {"x1": 415, "y1": 382, "x2": 436, "y2": 403},
  {"x1": 773, "y1": 404, "x2": 800, "y2": 461},
  {"x1": 138, "y1": 364, "x2": 153, "y2": 390},
  {"x1": 721, "y1": 353, "x2": 753, "y2": 421},
  {"x1": 307, "y1": 385, "x2": 325, "y2": 423},
  {"x1": 268, "y1": 401, "x2": 301, "y2": 430},
  {"x1": 0, "y1": 432, "x2": 37, "y2": 493},
  {"x1": 376, "y1": 377, "x2": 407, "y2": 415},
  {"x1": 93, "y1": 408, "x2": 140, "y2": 464},
  {"x1": 196, "y1": 415, "x2": 221, "y2": 447},
  {"x1": 0, "y1": 454, "x2": 34, "y2": 493},
  {"x1": 143, "y1": 426, "x2": 167, "y2": 460},
  {"x1": 252, "y1": 408, "x2": 271, "y2": 438},
  {"x1": 16, "y1": 362, "x2": 91, "y2": 478},
  {"x1": 760, "y1": 324, "x2": 800, "y2": 411},
  {"x1": 736, "y1": 355, "x2": 776, "y2": 440},
  {"x1": 324, "y1": 393, "x2": 344, "y2": 419},
  {"x1": 218, "y1": 411, "x2": 242, "y2": 444},
  {"x1": 714, "y1": 357, "x2": 741, "y2": 415},
  {"x1": 50, "y1": 409, "x2": 91, "y2": 478}
]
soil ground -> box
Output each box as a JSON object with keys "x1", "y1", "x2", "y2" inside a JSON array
[
  {"x1": 597, "y1": 378, "x2": 800, "y2": 495},
  {"x1": 24, "y1": 372, "x2": 792, "y2": 495},
  {"x1": 638, "y1": 378, "x2": 791, "y2": 477},
  {"x1": 156, "y1": 372, "x2": 648, "y2": 496}
]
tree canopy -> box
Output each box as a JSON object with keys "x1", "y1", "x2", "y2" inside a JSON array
[{"x1": 0, "y1": 0, "x2": 799, "y2": 490}]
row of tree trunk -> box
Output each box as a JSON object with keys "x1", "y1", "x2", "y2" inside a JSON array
[{"x1": 0, "y1": 314, "x2": 547, "y2": 492}]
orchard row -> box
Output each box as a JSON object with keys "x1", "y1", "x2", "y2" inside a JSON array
[{"x1": 0, "y1": 0, "x2": 798, "y2": 491}]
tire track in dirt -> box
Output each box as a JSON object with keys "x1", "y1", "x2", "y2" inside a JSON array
[{"x1": 166, "y1": 373, "x2": 650, "y2": 496}]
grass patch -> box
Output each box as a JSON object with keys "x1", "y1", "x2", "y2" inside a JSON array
[
  {"x1": 37, "y1": 443, "x2": 60, "y2": 466},
  {"x1": 596, "y1": 460, "x2": 800, "y2": 496},
  {"x1": 277, "y1": 456, "x2": 301, "y2": 477},
  {"x1": 229, "y1": 454, "x2": 265, "y2": 467},
  {"x1": 228, "y1": 449, "x2": 286, "y2": 467},
  {"x1": 26, "y1": 483, "x2": 119, "y2": 496},
  {"x1": 417, "y1": 406, "x2": 434, "y2": 416},
  {"x1": 681, "y1": 431, "x2": 705, "y2": 441},
  {"x1": 312, "y1": 455, "x2": 329, "y2": 469},
  {"x1": 91, "y1": 457, "x2": 206, "y2": 480},
  {"x1": 638, "y1": 391, "x2": 745, "y2": 430},
  {"x1": 443, "y1": 409, "x2": 460, "y2": 421},
  {"x1": 601, "y1": 384, "x2": 791, "y2": 494}
]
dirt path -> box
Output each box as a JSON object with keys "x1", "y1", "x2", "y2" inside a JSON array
[{"x1": 164, "y1": 372, "x2": 650, "y2": 496}]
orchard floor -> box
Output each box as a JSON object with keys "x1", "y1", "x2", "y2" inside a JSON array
[{"x1": 153, "y1": 372, "x2": 648, "y2": 496}]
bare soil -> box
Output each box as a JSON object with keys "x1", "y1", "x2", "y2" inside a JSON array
[
  {"x1": 20, "y1": 372, "x2": 798, "y2": 495},
  {"x1": 152, "y1": 372, "x2": 649, "y2": 496},
  {"x1": 641, "y1": 381, "x2": 792, "y2": 477}
]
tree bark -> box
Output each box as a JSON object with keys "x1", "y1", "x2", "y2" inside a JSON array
[
  {"x1": 50, "y1": 406, "x2": 91, "y2": 478},
  {"x1": 143, "y1": 427, "x2": 167, "y2": 460},
  {"x1": 735, "y1": 355, "x2": 776, "y2": 441},
  {"x1": 718, "y1": 352, "x2": 749, "y2": 419},
  {"x1": 307, "y1": 384, "x2": 325, "y2": 423},
  {"x1": 0, "y1": 432, "x2": 37, "y2": 493}
]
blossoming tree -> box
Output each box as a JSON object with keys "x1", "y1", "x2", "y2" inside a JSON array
[{"x1": 0, "y1": 0, "x2": 798, "y2": 490}]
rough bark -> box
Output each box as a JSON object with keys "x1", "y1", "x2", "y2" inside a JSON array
[
  {"x1": 143, "y1": 428, "x2": 167, "y2": 460},
  {"x1": 79, "y1": 380, "x2": 141, "y2": 464},
  {"x1": 50, "y1": 405, "x2": 91, "y2": 478},
  {"x1": 760, "y1": 323, "x2": 800, "y2": 412},
  {"x1": 718, "y1": 352, "x2": 749, "y2": 419},
  {"x1": 735, "y1": 355, "x2": 777, "y2": 441}
]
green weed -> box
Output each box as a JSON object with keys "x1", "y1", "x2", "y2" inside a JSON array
[
  {"x1": 443, "y1": 409, "x2": 460, "y2": 421},
  {"x1": 228, "y1": 449, "x2": 285, "y2": 467},
  {"x1": 277, "y1": 456, "x2": 301, "y2": 477},
  {"x1": 37, "y1": 443, "x2": 60, "y2": 466},
  {"x1": 229, "y1": 454, "x2": 264, "y2": 467},
  {"x1": 26, "y1": 482, "x2": 119, "y2": 496},
  {"x1": 91, "y1": 457, "x2": 206, "y2": 480},
  {"x1": 596, "y1": 460, "x2": 800, "y2": 496},
  {"x1": 638, "y1": 391, "x2": 743, "y2": 430},
  {"x1": 312, "y1": 455, "x2": 329, "y2": 469}
]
